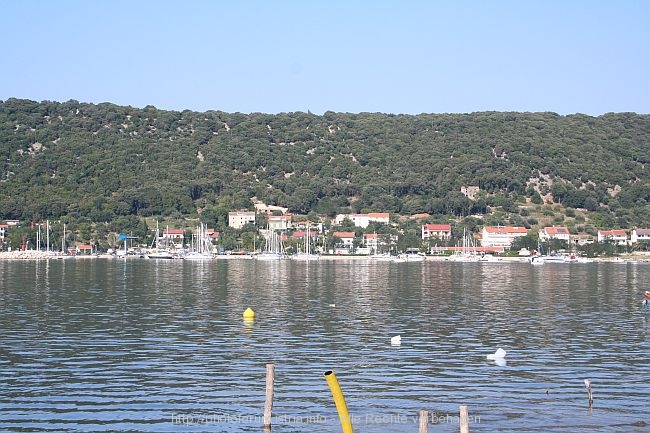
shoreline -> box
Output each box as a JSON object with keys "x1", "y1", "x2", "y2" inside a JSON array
[{"x1": 1, "y1": 250, "x2": 649, "y2": 263}]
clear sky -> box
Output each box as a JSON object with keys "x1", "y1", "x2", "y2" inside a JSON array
[{"x1": 2, "y1": 1, "x2": 649, "y2": 115}]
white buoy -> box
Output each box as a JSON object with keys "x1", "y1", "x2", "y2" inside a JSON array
[
  {"x1": 390, "y1": 335, "x2": 401, "y2": 345},
  {"x1": 486, "y1": 348, "x2": 507, "y2": 360}
]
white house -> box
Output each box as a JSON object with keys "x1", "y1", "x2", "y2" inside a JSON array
[
  {"x1": 460, "y1": 186, "x2": 480, "y2": 200},
  {"x1": 539, "y1": 226, "x2": 571, "y2": 242},
  {"x1": 228, "y1": 211, "x2": 256, "y2": 229},
  {"x1": 597, "y1": 229, "x2": 628, "y2": 245},
  {"x1": 481, "y1": 226, "x2": 528, "y2": 248},
  {"x1": 268, "y1": 215, "x2": 292, "y2": 231},
  {"x1": 254, "y1": 202, "x2": 288, "y2": 215},
  {"x1": 334, "y1": 212, "x2": 390, "y2": 228},
  {"x1": 162, "y1": 228, "x2": 184, "y2": 241},
  {"x1": 631, "y1": 228, "x2": 650, "y2": 244},
  {"x1": 422, "y1": 223, "x2": 452, "y2": 240},
  {"x1": 363, "y1": 233, "x2": 397, "y2": 252},
  {"x1": 363, "y1": 233, "x2": 378, "y2": 251},
  {"x1": 332, "y1": 231, "x2": 356, "y2": 248}
]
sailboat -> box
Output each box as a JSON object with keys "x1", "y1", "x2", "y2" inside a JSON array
[
  {"x1": 255, "y1": 230, "x2": 287, "y2": 260},
  {"x1": 146, "y1": 221, "x2": 174, "y2": 259},
  {"x1": 55, "y1": 223, "x2": 75, "y2": 259},
  {"x1": 448, "y1": 228, "x2": 479, "y2": 262},
  {"x1": 291, "y1": 227, "x2": 320, "y2": 261},
  {"x1": 370, "y1": 232, "x2": 394, "y2": 261},
  {"x1": 184, "y1": 223, "x2": 214, "y2": 260}
]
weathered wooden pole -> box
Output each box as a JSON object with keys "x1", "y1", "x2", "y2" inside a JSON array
[
  {"x1": 418, "y1": 410, "x2": 428, "y2": 433},
  {"x1": 460, "y1": 405, "x2": 469, "y2": 433},
  {"x1": 263, "y1": 364, "x2": 275, "y2": 430}
]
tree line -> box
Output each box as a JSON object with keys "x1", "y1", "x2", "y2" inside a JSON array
[{"x1": 1, "y1": 98, "x2": 649, "y2": 243}]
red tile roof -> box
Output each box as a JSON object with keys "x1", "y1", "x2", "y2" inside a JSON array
[
  {"x1": 544, "y1": 226, "x2": 569, "y2": 235},
  {"x1": 599, "y1": 229, "x2": 627, "y2": 236},
  {"x1": 484, "y1": 226, "x2": 528, "y2": 234},
  {"x1": 163, "y1": 229, "x2": 185, "y2": 235},
  {"x1": 423, "y1": 223, "x2": 451, "y2": 231}
]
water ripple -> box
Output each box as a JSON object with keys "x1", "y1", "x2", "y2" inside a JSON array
[{"x1": 1, "y1": 259, "x2": 649, "y2": 432}]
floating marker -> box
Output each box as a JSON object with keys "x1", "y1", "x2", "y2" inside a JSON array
[
  {"x1": 584, "y1": 378, "x2": 593, "y2": 406},
  {"x1": 243, "y1": 308, "x2": 255, "y2": 320},
  {"x1": 391, "y1": 335, "x2": 401, "y2": 345},
  {"x1": 486, "y1": 347, "x2": 507, "y2": 360}
]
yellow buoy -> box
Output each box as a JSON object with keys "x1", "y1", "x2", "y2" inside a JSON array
[{"x1": 243, "y1": 307, "x2": 255, "y2": 320}]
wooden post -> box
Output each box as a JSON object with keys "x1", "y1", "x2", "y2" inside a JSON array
[
  {"x1": 263, "y1": 364, "x2": 275, "y2": 430},
  {"x1": 584, "y1": 379, "x2": 593, "y2": 408},
  {"x1": 418, "y1": 410, "x2": 428, "y2": 433},
  {"x1": 460, "y1": 405, "x2": 469, "y2": 433}
]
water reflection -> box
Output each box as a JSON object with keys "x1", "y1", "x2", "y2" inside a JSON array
[{"x1": 0, "y1": 259, "x2": 648, "y2": 432}]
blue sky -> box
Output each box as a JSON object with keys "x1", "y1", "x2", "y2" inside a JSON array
[{"x1": 2, "y1": 1, "x2": 648, "y2": 115}]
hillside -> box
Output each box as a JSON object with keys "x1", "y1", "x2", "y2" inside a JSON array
[{"x1": 1, "y1": 98, "x2": 649, "y2": 234}]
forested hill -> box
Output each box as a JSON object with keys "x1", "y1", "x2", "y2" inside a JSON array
[{"x1": 1, "y1": 98, "x2": 650, "y2": 227}]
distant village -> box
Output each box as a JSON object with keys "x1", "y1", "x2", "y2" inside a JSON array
[
  {"x1": 1, "y1": 188, "x2": 650, "y2": 258},
  {"x1": 230, "y1": 202, "x2": 650, "y2": 256}
]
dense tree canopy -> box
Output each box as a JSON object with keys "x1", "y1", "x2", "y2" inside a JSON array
[{"x1": 1, "y1": 98, "x2": 649, "y2": 229}]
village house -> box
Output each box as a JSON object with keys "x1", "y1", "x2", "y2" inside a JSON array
[
  {"x1": 74, "y1": 244, "x2": 94, "y2": 255},
  {"x1": 228, "y1": 211, "x2": 256, "y2": 229},
  {"x1": 461, "y1": 186, "x2": 480, "y2": 200},
  {"x1": 597, "y1": 229, "x2": 628, "y2": 245},
  {"x1": 331, "y1": 231, "x2": 355, "y2": 249},
  {"x1": 630, "y1": 228, "x2": 650, "y2": 244},
  {"x1": 481, "y1": 226, "x2": 528, "y2": 248},
  {"x1": 334, "y1": 212, "x2": 390, "y2": 228},
  {"x1": 363, "y1": 233, "x2": 378, "y2": 251},
  {"x1": 292, "y1": 221, "x2": 324, "y2": 233},
  {"x1": 363, "y1": 233, "x2": 397, "y2": 254},
  {"x1": 0, "y1": 224, "x2": 8, "y2": 240},
  {"x1": 207, "y1": 229, "x2": 220, "y2": 242},
  {"x1": 539, "y1": 226, "x2": 571, "y2": 242},
  {"x1": 291, "y1": 230, "x2": 318, "y2": 241},
  {"x1": 161, "y1": 228, "x2": 184, "y2": 246},
  {"x1": 421, "y1": 223, "x2": 452, "y2": 241},
  {"x1": 253, "y1": 201, "x2": 288, "y2": 215},
  {"x1": 268, "y1": 215, "x2": 292, "y2": 231}
]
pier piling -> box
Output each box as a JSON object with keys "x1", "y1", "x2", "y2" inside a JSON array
[
  {"x1": 263, "y1": 363, "x2": 275, "y2": 430},
  {"x1": 418, "y1": 410, "x2": 428, "y2": 433},
  {"x1": 460, "y1": 405, "x2": 469, "y2": 433}
]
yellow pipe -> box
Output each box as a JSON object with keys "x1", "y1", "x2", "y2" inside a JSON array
[{"x1": 324, "y1": 370, "x2": 354, "y2": 433}]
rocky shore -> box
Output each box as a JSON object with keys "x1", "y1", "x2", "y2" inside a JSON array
[{"x1": 0, "y1": 250, "x2": 70, "y2": 260}]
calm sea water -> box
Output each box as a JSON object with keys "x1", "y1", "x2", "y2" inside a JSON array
[{"x1": 1, "y1": 258, "x2": 649, "y2": 432}]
